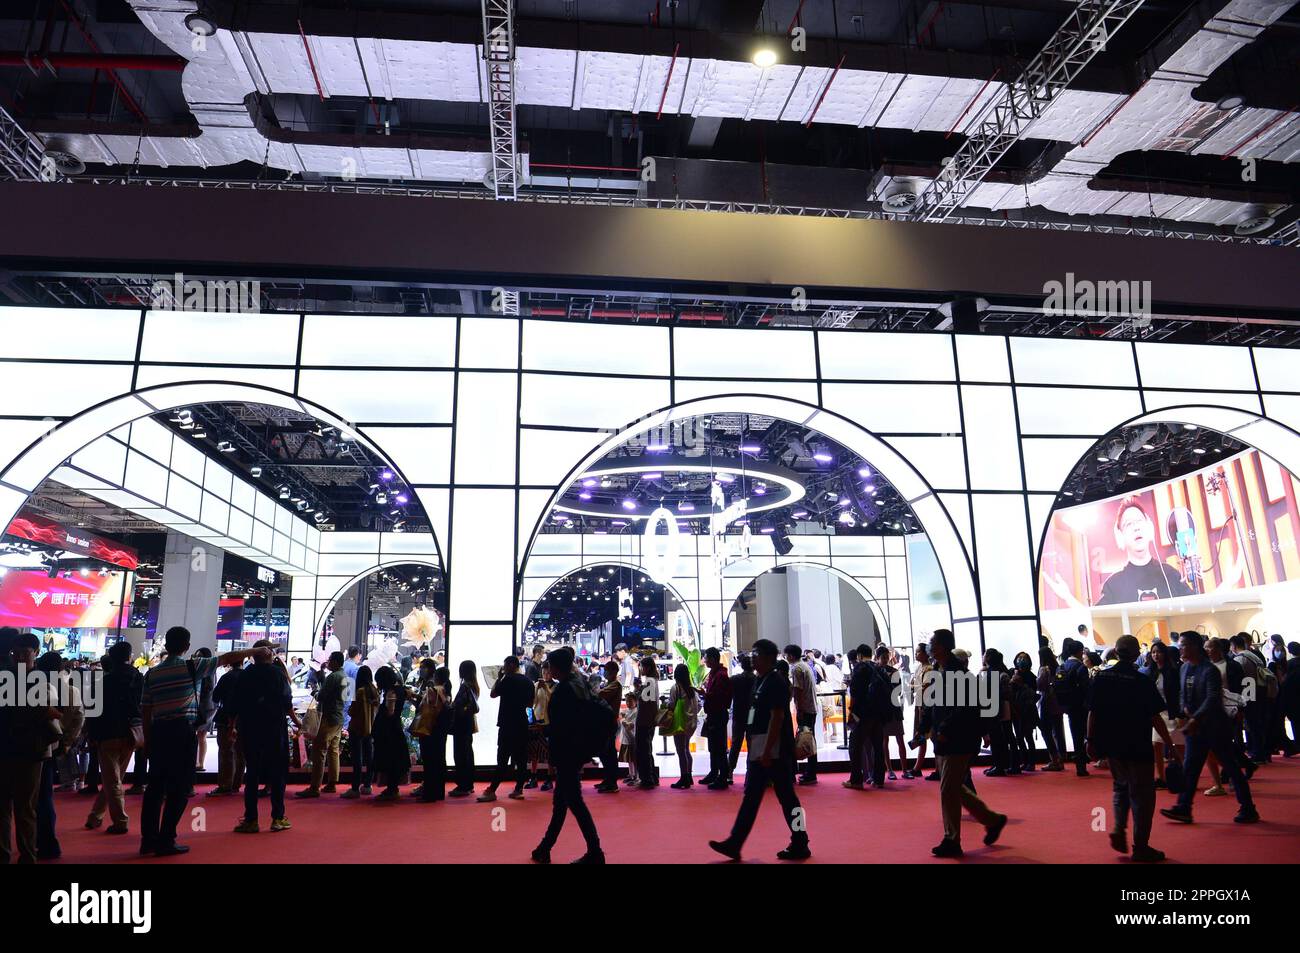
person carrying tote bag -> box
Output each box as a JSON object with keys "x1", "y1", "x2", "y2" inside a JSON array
[
  {"x1": 448, "y1": 660, "x2": 480, "y2": 797},
  {"x1": 666, "y1": 665, "x2": 701, "y2": 789}
]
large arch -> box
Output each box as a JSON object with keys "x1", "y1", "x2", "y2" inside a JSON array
[
  {"x1": 311, "y1": 555, "x2": 445, "y2": 638},
  {"x1": 1031, "y1": 404, "x2": 1300, "y2": 640},
  {"x1": 0, "y1": 379, "x2": 449, "y2": 651},
  {"x1": 516, "y1": 393, "x2": 978, "y2": 649}
]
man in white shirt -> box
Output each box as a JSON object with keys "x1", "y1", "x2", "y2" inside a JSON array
[{"x1": 785, "y1": 644, "x2": 819, "y2": 786}]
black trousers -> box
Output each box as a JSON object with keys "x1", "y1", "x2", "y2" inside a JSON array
[
  {"x1": 987, "y1": 720, "x2": 1011, "y2": 771},
  {"x1": 1066, "y1": 706, "x2": 1089, "y2": 771},
  {"x1": 598, "y1": 730, "x2": 619, "y2": 787},
  {"x1": 486, "y1": 728, "x2": 528, "y2": 793},
  {"x1": 1012, "y1": 717, "x2": 1037, "y2": 768},
  {"x1": 422, "y1": 729, "x2": 448, "y2": 800},
  {"x1": 539, "y1": 758, "x2": 600, "y2": 853},
  {"x1": 1040, "y1": 711, "x2": 1064, "y2": 762},
  {"x1": 634, "y1": 721, "x2": 655, "y2": 784},
  {"x1": 349, "y1": 734, "x2": 373, "y2": 789},
  {"x1": 452, "y1": 730, "x2": 474, "y2": 790},
  {"x1": 703, "y1": 713, "x2": 729, "y2": 780},
  {"x1": 140, "y1": 719, "x2": 197, "y2": 849},
  {"x1": 726, "y1": 716, "x2": 745, "y2": 778},
  {"x1": 242, "y1": 740, "x2": 286, "y2": 824},
  {"x1": 728, "y1": 752, "x2": 807, "y2": 848},
  {"x1": 848, "y1": 716, "x2": 885, "y2": 784}
]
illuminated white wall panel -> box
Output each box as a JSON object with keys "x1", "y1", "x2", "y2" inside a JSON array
[{"x1": 4, "y1": 304, "x2": 1300, "y2": 665}]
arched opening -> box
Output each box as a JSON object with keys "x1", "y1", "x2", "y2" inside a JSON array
[{"x1": 1036, "y1": 407, "x2": 1300, "y2": 653}]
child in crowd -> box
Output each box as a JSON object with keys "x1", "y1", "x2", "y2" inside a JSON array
[{"x1": 619, "y1": 691, "x2": 639, "y2": 786}]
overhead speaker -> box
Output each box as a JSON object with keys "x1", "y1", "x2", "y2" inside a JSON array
[{"x1": 773, "y1": 532, "x2": 795, "y2": 557}]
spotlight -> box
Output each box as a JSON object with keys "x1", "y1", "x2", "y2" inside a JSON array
[
  {"x1": 80, "y1": 567, "x2": 90, "y2": 577},
  {"x1": 579, "y1": 491, "x2": 593, "y2": 501},
  {"x1": 376, "y1": 492, "x2": 388, "y2": 505},
  {"x1": 752, "y1": 48, "x2": 778, "y2": 68},
  {"x1": 582, "y1": 478, "x2": 597, "y2": 488},
  {"x1": 677, "y1": 501, "x2": 695, "y2": 512},
  {"x1": 395, "y1": 494, "x2": 408, "y2": 504},
  {"x1": 858, "y1": 466, "x2": 872, "y2": 478},
  {"x1": 217, "y1": 440, "x2": 235, "y2": 453},
  {"x1": 277, "y1": 486, "x2": 290, "y2": 499},
  {"x1": 1182, "y1": 424, "x2": 1197, "y2": 431},
  {"x1": 1193, "y1": 447, "x2": 1206, "y2": 455},
  {"x1": 621, "y1": 499, "x2": 637, "y2": 510},
  {"x1": 740, "y1": 444, "x2": 762, "y2": 453},
  {"x1": 250, "y1": 466, "x2": 262, "y2": 477},
  {"x1": 813, "y1": 452, "x2": 834, "y2": 463},
  {"x1": 380, "y1": 470, "x2": 394, "y2": 481}
]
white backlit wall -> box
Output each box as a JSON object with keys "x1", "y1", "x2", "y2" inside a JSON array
[
  {"x1": 7, "y1": 307, "x2": 1300, "y2": 678},
  {"x1": 518, "y1": 531, "x2": 913, "y2": 649}
]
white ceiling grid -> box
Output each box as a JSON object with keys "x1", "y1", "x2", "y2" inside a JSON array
[{"x1": 38, "y1": 0, "x2": 1298, "y2": 228}]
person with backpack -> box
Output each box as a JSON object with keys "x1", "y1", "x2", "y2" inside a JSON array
[
  {"x1": 844, "y1": 643, "x2": 889, "y2": 789},
  {"x1": 1057, "y1": 638, "x2": 1092, "y2": 776},
  {"x1": 140, "y1": 627, "x2": 268, "y2": 855},
  {"x1": 1009, "y1": 652, "x2": 1039, "y2": 772},
  {"x1": 666, "y1": 663, "x2": 701, "y2": 789},
  {"x1": 448, "y1": 659, "x2": 480, "y2": 797},
  {"x1": 531, "y1": 648, "x2": 604, "y2": 864},
  {"x1": 84, "y1": 640, "x2": 143, "y2": 835},
  {"x1": 1229, "y1": 633, "x2": 1273, "y2": 764},
  {"x1": 233, "y1": 641, "x2": 299, "y2": 834}
]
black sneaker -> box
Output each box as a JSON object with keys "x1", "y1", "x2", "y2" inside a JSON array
[
  {"x1": 777, "y1": 842, "x2": 811, "y2": 861},
  {"x1": 925, "y1": 771, "x2": 940, "y2": 781},
  {"x1": 1160, "y1": 806, "x2": 1193, "y2": 824},
  {"x1": 1233, "y1": 807, "x2": 1260, "y2": 824},
  {"x1": 154, "y1": 843, "x2": 190, "y2": 857},
  {"x1": 530, "y1": 846, "x2": 551, "y2": 864},
  {"x1": 708, "y1": 839, "x2": 741, "y2": 860},
  {"x1": 1109, "y1": 830, "x2": 1128, "y2": 854},
  {"x1": 983, "y1": 814, "x2": 1008, "y2": 846},
  {"x1": 571, "y1": 849, "x2": 606, "y2": 864},
  {"x1": 1131, "y1": 845, "x2": 1166, "y2": 863},
  {"x1": 931, "y1": 838, "x2": 963, "y2": 857}
]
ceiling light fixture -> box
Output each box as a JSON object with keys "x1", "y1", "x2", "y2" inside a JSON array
[{"x1": 752, "y1": 48, "x2": 778, "y2": 68}]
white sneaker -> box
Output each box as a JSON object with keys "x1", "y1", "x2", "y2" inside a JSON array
[{"x1": 1204, "y1": 784, "x2": 1227, "y2": 797}]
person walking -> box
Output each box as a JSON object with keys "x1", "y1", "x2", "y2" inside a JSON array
[
  {"x1": 699, "y1": 648, "x2": 732, "y2": 790},
  {"x1": 531, "y1": 649, "x2": 604, "y2": 864},
  {"x1": 479, "y1": 656, "x2": 535, "y2": 802},
  {"x1": 1160, "y1": 631, "x2": 1260, "y2": 825},
  {"x1": 83, "y1": 640, "x2": 142, "y2": 835},
  {"x1": 0, "y1": 629, "x2": 58, "y2": 865},
  {"x1": 342, "y1": 663, "x2": 379, "y2": 798},
  {"x1": 921, "y1": 629, "x2": 1009, "y2": 858},
  {"x1": 448, "y1": 659, "x2": 480, "y2": 797},
  {"x1": 1086, "y1": 635, "x2": 1174, "y2": 863},
  {"x1": 233, "y1": 641, "x2": 299, "y2": 833},
  {"x1": 139, "y1": 627, "x2": 267, "y2": 856},
  {"x1": 296, "y1": 651, "x2": 347, "y2": 798},
  {"x1": 1058, "y1": 639, "x2": 1092, "y2": 776},
  {"x1": 708, "y1": 639, "x2": 810, "y2": 862}
]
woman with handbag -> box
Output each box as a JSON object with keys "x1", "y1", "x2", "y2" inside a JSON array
[
  {"x1": 1141, "y1": 640, "x2": 1184, "y2": 789},
  {"x1": 448, "y1": 659, "x2": 480, "y2": 797},
  {"x1": 341, "y1": 664, "x2": 379, "y2": 798},
  {"x1": 634, "y1": 656, "x2": 660, "y2": 789},
  {"x1": 85, "y1": 641, "x2": 143, "y2": 834},
  {"x1": 666, "y1": 664, "x2": 701, "y2": 789},
  {"x1": 421, "y1": 668, "x2": 453, "y2": 802},
  {"x1": 372, "y1": 665, "x2": 410, "y2": 801}
]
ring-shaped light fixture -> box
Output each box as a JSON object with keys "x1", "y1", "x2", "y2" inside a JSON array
[{"x1": 554, "y1": 456, "x2": 806, "y2": 521}]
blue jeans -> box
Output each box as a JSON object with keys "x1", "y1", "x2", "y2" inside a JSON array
[{"x1": 1177, "y1": 730, "x2": 1254, "y2": 812}]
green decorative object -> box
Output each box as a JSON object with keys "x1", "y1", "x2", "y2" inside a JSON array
[{"x1": 674, "y1": 641, "x2": 704, "y2": 686}]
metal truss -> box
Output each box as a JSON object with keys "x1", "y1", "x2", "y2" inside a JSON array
[
  {"x1": 71, "y1": 175, "x2": 1293, "y2": 248},
  {"x1": 481, "y1": 0, "x2": 519, "y2": 200},
  {"x1": 912, "y1": 0, "x2": 1148, "y2": 222},
  {"x1": 0, "y1": 104, "x2": 51, "y2": 182}
]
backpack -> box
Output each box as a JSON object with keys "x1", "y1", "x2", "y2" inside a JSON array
[
  {"x1": 576, "y1": 688, "x2": 615, "y2": 763},
  {"x1": 864, "y1": 663, "x2": 896, "y2": 720},
  {"x1": 1054, "y1": 660, "x2": 1086, "y2": 708}
]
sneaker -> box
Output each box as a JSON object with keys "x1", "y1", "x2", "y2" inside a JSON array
[
  {"x1": 902, "y1": 770, "x2": 916, "y2": 780},
  {"x1": 530, "y1": 846, "x2": 551, "y2": 864},
  {"x1": 706, "y1": 781, "x2": 728, "y2": 791},
  {"x1": 1109, "y1": 830, "x2": 1128, "y2": 854},
  {"x1": 360, "y1": 784, "x2": 372, "y2": 795},
  {"x1": 1160, "y1": 806, "x2": 1193, "y2": 824},
  {"x1": 375, "y1": 788, "x2": 400, "y2": 801},
  {"x1": 925, "y1": 771, "x2": 940, "y2": 781},
  {"x1": 931, "y1": 838, "x2": 963, "y2": 857},
  {"x1": 621, "y1": 777, "x2": 640, "y2": 787},
  {"x1": 105, "y1": 823, "x2": 128, "y2": 835},
  {"x1": 294, "y1": 788, "x2": 320, "y2": 799},
  {"x1": 699, "y1": 773, "x2": 717, "y2": 786},
  {"x1": 984, "y1": 767, "x2": 1006, "y2": 777},
  {"x1": 1131, "y1": 845, "x2": 1166, "y2": 863},
  {"x1": 509, "y1": 789, "x2": 527, "y2": 799},
  {"x1": 1042, "y1": 762, "x2": 1064, "y2": 772},
  {"x1": 708, "y1": 839, "x2": 741, "y2": 860},
  {"x1": 571, "y1": 849, "x2": 606, "y2": 864},
  {"x1": 448, "y1": 787, "x2": 473, "y2": 798},
  {"x1": 983, "y1": 814, "x2": 1008, "y2": 846},
  {"x1": 321, "y1": 784, "x2": 337, "y2": 794},
  {"x1": 540, "y1": 780, "x2": 553, "y2": 792},
  {"x1": 670, "y1": 779, "x2": 692, "y2": 789},
  {"x1": 842, "y1": 779, "x2": 864, "y2": 790},
  {"x1": 524, "y1": 779, "x2": 538, "y2": 789},
  {"x1": 777, "y1": 842, "x2": 811, "y2": 861},
  {"x1": 340, "y1": 789, "x2": 361, "y2": 799},
  {"x1": 84, "y1": 815, "x2": 103, "y2": 830},
  {"x1": 1233, "y1": 807, "x2": 1260, "y2": 824},
  {"x1": 887, "y1": 771, "x2": 898, "y2": 781},
  {"x1": 592, "y1": 784, "x2": 616, "y2": 795},
  {"x1": 207, "y1": 787, "x2": 232, "y2": 797},
  {"x1": 477, "y1": 790, "x2": 498, "y2": 802},
  {"x1": 234, "y1": 819, "x2": 260, "y2": 834},
  {"x1": 153, "y1": 843, "x2": 190, "y2": 857},
  {"x1": 797, "y1": 776, "x2": 818, "y2": 786},
  {"x1": 1204, "y1": 784, "x2": 1227, "y2": 797},
  {"x1": 270, "y1": 817, "x2": 292, "y2": 832}
]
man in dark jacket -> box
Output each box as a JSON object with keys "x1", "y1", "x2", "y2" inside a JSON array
[
  {"x1": 1059, "y1": 638, "x2": 1092, "y2": 776},
  {"x1": 699, "y1": 647, "x2": 732, "y2": 790},
  {"x1": 0, "y1": 629, "x2": 59, "y2": 865},
  {"x1": 233, "y1": 641, "x2": 298, "y2": 833},
  {"x1": 920, "y1": 629, "x2": 1008, "y2": 858},
  {"x1": 531, "y1": 648, "x2": 603, "y2": 864},
  {"x1": 84, "y1": 640, "x2": 142, "y2": 834},
  {"x1": 1161, "y1": 631, "x2": 1259, "y2": 825},
  {"x1": 845, "y1": 644, "x2": 887, "y2": 789},
  {"x1": 725, "y1": 653, "x2": 755, "y2": 784},
  {"x1": 1087, "y1": 635, "x2": 1174, "y2": 863}
]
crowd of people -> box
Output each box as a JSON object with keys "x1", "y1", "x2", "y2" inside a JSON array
[{"x1": 1, "y1": 622, "x2": 1297, "y2": 865}]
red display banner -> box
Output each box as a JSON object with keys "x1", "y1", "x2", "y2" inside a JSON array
[
  {"x1": 3, "y1": 509, "x2": 138, "y2": 571},
  {"x1": 0, "y1": 569, "x2": 133, "y2": 629}
]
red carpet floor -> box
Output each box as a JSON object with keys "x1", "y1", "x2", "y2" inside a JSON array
[{"x1": 49, "y1": 759, "x2": 1300, "y2": 865}]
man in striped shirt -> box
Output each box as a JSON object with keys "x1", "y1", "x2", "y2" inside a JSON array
[{"x1": 140, "y1": 626, "x2": 269, "y2": 856}]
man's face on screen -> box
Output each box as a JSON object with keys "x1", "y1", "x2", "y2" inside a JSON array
[{"x1": 1118, "y1": 505, "x2": 1153, "y2": 564}]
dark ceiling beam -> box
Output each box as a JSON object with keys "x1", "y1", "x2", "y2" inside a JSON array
[
  {"x1": 203, "y1": 2, "x2": 1132, "y2": 95},
  {"x1": 0, "y1": 180, "x2": 1294, "y2": 315}
]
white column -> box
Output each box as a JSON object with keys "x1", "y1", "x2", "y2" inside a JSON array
[{"x1": 155, "y1": 530, "x2": 224, "y2": 653}]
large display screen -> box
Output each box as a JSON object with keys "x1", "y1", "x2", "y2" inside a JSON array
[
  {"x1": 3, "y1": 508, "x2": 139, "y2": 570},
  {"x1": 218, "y1": 597, "x2": 245, "y2": 642},
  {"x1": 0, "y1": 569, "x2": 133, "y2": 629},
  {"x1": 1040, "y1": 449, "x2": 1300, "y2": 609}
]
